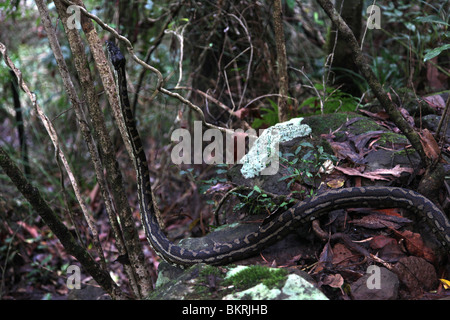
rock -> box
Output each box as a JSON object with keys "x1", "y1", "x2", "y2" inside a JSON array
[
  {"x1": 150, "y1": 263, "x2": 328, "y2": 300},
  {"x1": 67, "y1": 282, "x2": 110, "y2": 300},
  {"x1": 393, "y1": 256, "x2": 438, "y2": 297},
  {"x1": 350, "y1": 267, "x2": 399, "y2": 300},
  {"x1": 223, "y1": 272, "x2": 327, "y2": 300}
]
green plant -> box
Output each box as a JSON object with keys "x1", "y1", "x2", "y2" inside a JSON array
[
  {"x1": 374, "y1": 1, "x2": 450, "y2": 86},
  {"x1": 252, "y1": 99, "x2": 279, "y2": 129},
  {"x1": 279, "y1": 141, "x2": 337, "y2": 193},
  {"x1": 28, "y1": 253, "x2": 55, "y2": 283},
  {"x1": 300, "y1": 84, "x2": 359, "y2": 115},
  {"x1": 231, "y1": 185, "x2": 282, "y2": 215},
  {"x1": 179, "y1": 164, "x2": 228, "y2": 194}
]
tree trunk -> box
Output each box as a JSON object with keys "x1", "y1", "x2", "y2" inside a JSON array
[
  {"x1": 326, "y1": 0, "x2": 363, "y2": 96},
  {"x1": 273, "y1": 0, "x2": 291, "y2": 122}
]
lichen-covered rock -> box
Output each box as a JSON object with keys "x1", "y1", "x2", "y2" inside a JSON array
[
  {"x1": 150, "y1": 263, "x2": 327, "y2": 300},
  {"x1": 239, "y1": 117, "x2": 311, "y2": 178}
]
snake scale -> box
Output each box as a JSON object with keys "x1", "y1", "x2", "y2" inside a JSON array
[{"x1": 106, "y1": 41, "x2": 450, "y2": 267}]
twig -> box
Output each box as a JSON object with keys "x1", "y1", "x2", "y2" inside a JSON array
[
  {"x1": 228, "y1": 13, "x2": 253, "y2": 109},
  {"x1": 290, "y1": 66, "x2": 324, "y2": 113},
  {"x1": 165, "y1": 23, "x2": 188, "y2": 88}
]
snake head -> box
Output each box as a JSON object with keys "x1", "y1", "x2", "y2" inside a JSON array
[{"x1": 106, "y1": 40, "x2": 125, "y2": 70}]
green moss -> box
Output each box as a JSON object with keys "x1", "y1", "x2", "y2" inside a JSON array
[
  {"x1": 302, "y1": 112, "x2": 387, "y2": 136},
  {"x1": 377, "y1": 132, "x2": 408, "y2": 146},
  {"x1": 302, "y1": 113, "x2": 357, "y2": 135},
  {"x1": 199, "y1": 264, "x2": 223, "y2": 278},
  {"x1": 348, "y1": 118, "x2": 384, "y2": 135},
  {"x1": 392, "y1": 148, "x2": 416, "y2": 156},
  {"x1": 224, "y1": 265, "x2": 288, "y2": 290}
]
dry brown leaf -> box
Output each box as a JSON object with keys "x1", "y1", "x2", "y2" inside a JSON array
[
  {"x1": 312, "y1": 242, "x2": 333, "y2": 274},
  {"x1": 350, "y1": 213, "x2": 412, "y2": 229},
  {"x1": 335, "y1": 165, "x2": 413, "y2": 181},
  {"x1": 370, "y1": 234, "x2": 397, "y2": 250},
  {"x1": 419, "y1": 129, "x2": 440, "y2": 161},
  {"x1": 322, "y1": 273, "x2": 344, "y2": 289},
  {"x1": 398, "y1": 230, "x2": 436, "y2": 263},
  {"x1": 332, "y1": 243, "x2": 359, "y2": 266},
  {"x1": 330, "y1": 141, "x2": 362, "y2": 162}
]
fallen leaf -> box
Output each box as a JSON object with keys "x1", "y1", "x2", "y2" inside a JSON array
[
  {"x1": 330, "y1": 141, "x2": 362, "y2": 162},
  {"x1": 350, "y1": 213, "x2": 412, "y2": 229},
  {"x1": 419, "y1": 129, "x2": 440, "y2": 161},
  {"x1": 348, "y1": 130, "x2": 385, "y2": 152},
  {"x1": 370, "y1": 234, "x2": 397, "y2": 250},
  {"x1": 322, "y1": 273, "x2": 344, "y2": 289},
  {"x1": 335, "y1": 165, "x2": 413, "y2": 181},
  {"x1": 332, "y1": 243, "x2": 359, "y2": 266},
  {"x1": 334, "y1": 166, "x2": 388, "y2": 181},
  {"x1": 373, "y1": 208, "x2": 403, "y2": 217},
  {"x1": 370, "y1": 235, "x2": 406, "y2": 262},
  {"x1": 397, "y1": 230, "x2": 435, "y2": 263},
  {"x1": 312, "y1": 242, "x2": 333, "y2": 274}
]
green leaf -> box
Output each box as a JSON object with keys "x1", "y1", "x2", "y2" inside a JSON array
[
  {"x1": 278, "y1": 175, "x2": 292, "y2": 182},
  {"x1": 424, "y1": 44, "x2": 450, "y2": 62},
  {"x1": 286, "y1": 0, "x2": 296, "y2": 10},
  {"x1": 415, "y1": 15, "x2": 450, "y2": 27}
]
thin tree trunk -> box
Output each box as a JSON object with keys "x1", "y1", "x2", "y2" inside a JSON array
[
  {"x1": 272, "y1": 0, "x2": 290, "y2": 122},
  {"x1": 54, "y1": 0, "x2": 154, "y2": 298}
]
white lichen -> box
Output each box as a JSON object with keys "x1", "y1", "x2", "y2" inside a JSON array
[
  {"x1": 281, "y1": 274, "x2": 328, "y2": 300},
  {"x1": 239, "y1": 117, "x2": 311, "y2": 178},
  {"x1": 223, "y1": 283, "x2": 281, "y2": 300}
]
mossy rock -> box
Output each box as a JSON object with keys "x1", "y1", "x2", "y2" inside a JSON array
[
  {"x1": 301, "y1": 112, "x2": 361, "y2": 135},
  {"x1": 150, "y1": 263, "x2": 327, "y2": 300}
]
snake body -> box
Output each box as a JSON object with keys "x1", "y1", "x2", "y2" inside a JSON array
[{"x1": 107, "y1": 42, "x2": 450, "y2": 267}]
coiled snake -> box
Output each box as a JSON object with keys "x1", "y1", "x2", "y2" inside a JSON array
[{"x1": 106, "y1": 41, "x2": 450, "y2": 267}]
